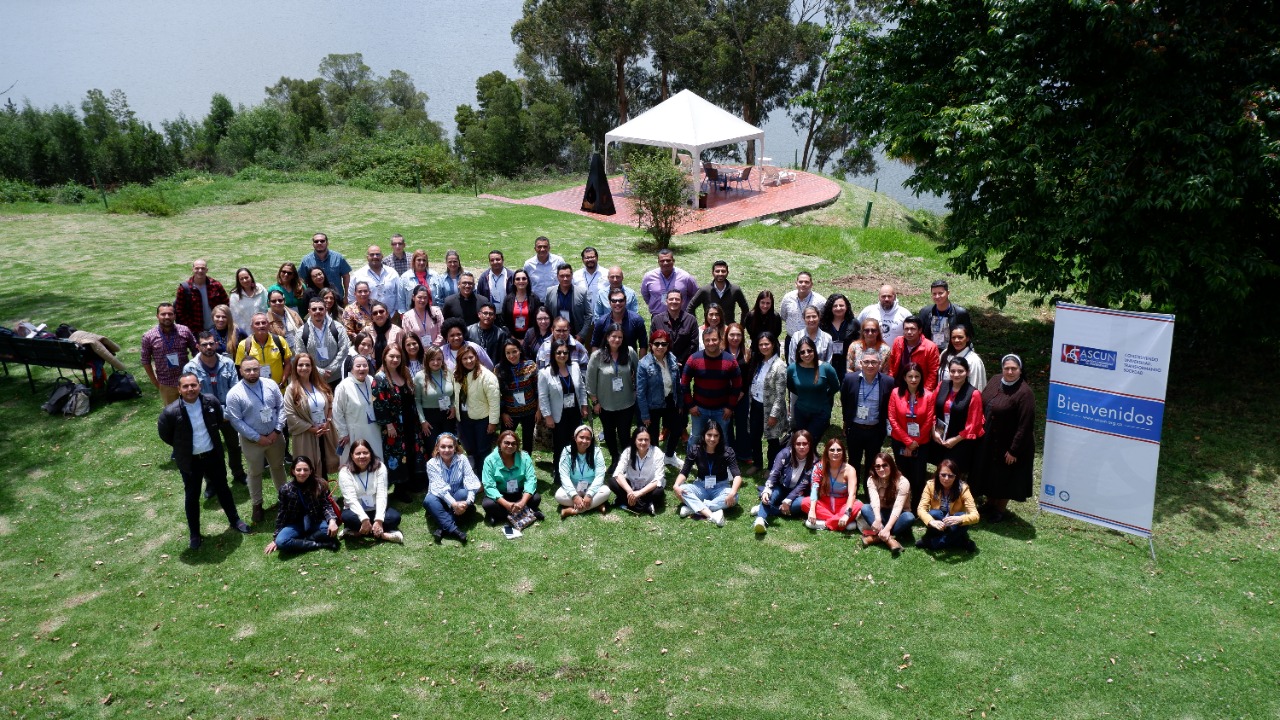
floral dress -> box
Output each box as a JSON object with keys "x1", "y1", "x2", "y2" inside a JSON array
[{"x1": 373, "y1": 371, "x2": 421, "y2": 488}]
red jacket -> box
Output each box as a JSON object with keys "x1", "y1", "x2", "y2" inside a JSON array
[
  {"x1": 887, "y1": 387, "x2": 935, "y2": 447},
  {"x1": 888, "y1": 336, "x2": 940, "y2": 392},
  {"x1": 174, "y1": 277, "x2": 230, "y2": 332}
]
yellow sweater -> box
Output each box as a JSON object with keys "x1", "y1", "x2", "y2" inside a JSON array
[{"x1": 916, "y1": 483, "x2": 980, "y2": 526}]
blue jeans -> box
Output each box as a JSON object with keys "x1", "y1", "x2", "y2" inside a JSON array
[
  {"x1": 756, "y1": 486, "x2": 804, "y2": 520},
  {"x1": 923, "y1": 509, "x2": 972, "y2": 548},
  {"x1": 423, "y1": 487, "x2": 473, "y2": 535},
  {"x1": 274, "y1": 514, "x2": 333, "y2": 553},
  {"x1": 689, "y1": 407, "x2": 730, "y2": 453},
  {"x1": 860, "y1": 504, "x2": 916, "y2": 536},
  {"x1": 681, "y1": 481, "x2": 736, "y2": 515}
]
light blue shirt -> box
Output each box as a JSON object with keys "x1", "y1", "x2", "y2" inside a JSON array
[
  {"x1": 183, "y1": 355, "x2": 239, "y2": 406},
  {"x1": 225, "y1": 378, "x2": 285, "y2": 442},
  {"x1": 593, "y1": 284, "x2": 640, "y2": 319},
  {"x1": 183, "y1": 399, "x2": 214, "y2": 454}
]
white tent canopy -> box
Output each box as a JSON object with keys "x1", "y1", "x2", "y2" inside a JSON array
[{"x1": 604, "y1": 89, "x2": 764, "y2": 167}]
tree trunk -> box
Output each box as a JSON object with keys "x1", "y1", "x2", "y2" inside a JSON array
[{"x1": 615, "y1": 53, "x2": 629, "y2": 124}]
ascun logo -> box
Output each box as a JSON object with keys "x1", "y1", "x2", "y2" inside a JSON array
[{"x1": 1061, "y1": 344, "x2": 1118, "y2": 371}]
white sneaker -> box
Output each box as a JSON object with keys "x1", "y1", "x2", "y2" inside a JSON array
[
  {"x1": 596, "y1": 431, "x2": 606, "y2": 443},
  {"x1": 678, "y1": 505, "x2": 693, "y2": 518},
  {"x1": 382, "y1": 530, "x2": 404, "y2": 544},
  {"x1": 749, "y1": 504, "x2": 761, "y2": 515},
  {"x1": 804, "y1": 519, "x2": 820, "y2": 530},
  {"x1": 665, "y1": 455, "x2": 682, "y2": 468},
  {"x1": 711, "y1": 510, "x2": 725, "y2": 527},
  {"x1": 753, "y1": 516, "x2": 767, "y2": 534}
]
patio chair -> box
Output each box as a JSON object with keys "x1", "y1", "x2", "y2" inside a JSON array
[
  {"x1": 729, "y1": 165, "x2": 755, "y2": 192},
  {"x1": 620, "y1": 163, "x2": 633, "y2": 196},
  {"x1": 703, "y1": 165, "x2": 720, "y2": 192},
  {"x1": 760, "y1": 165, "x2": 796, "y2": 187}
]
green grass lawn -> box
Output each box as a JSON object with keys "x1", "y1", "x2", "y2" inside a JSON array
[{"x1": 0, "y1": 179, "x2": 1276, "y2": 718}]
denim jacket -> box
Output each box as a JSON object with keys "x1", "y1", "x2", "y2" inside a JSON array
[{"x1": 635, "y1": 352, "x2": 682, "y2": 422}]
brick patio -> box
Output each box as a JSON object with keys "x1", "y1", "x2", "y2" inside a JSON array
[{"x1": 480, "y1": 168, "x2": 841, "y2": 235}]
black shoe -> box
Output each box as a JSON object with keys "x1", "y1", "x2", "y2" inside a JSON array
[
  {"x1": 456, "y1": 530, "x2": 468, "y2": 544},
  {"x1": 203, "y1": 487, "x2": 215, "y2": 499},
  {"x1": 532, "y1": 510, "x2": 545, "y2": 522},
  {"x1": 432, "y1": 529, "x2": 444, "y2": 543},
  {"x1": 230, "y1": 519, "x2": 252, "y2": 534},
  {"x1": 232, "y1": 474, "x2": 248, "y2": 486},
  {"x1": 964, "y1": 539, "x2": 978, "y2": 553},
  {"x1": 189, "y1": 535, "x2": 203, "y2": 550},
  {"x1": 914, "y1": 537, "x2": 928, "y2": 549}
]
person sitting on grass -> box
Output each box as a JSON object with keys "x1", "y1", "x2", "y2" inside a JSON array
[
  {"x1": 337, "y1": 440, "x2": 404, "y2": 544},
  {"x1": 556, "y1": 424, "x2": 611, "y2": 519},
  {"x1": 751, "y1": 429, "x2": 816, "y2": 534},
  {"x1": 423, "y1": 433, "x2": 480, "y2": 544},
  {"x1": 608, "y1": 425, "x2": 667, "y2": 515},
  {"x1": 673, "y1": 423, "x2": 741, "y2": 527},
  {"x1": 915, "y1": 458, "x2": 979, "y2": 552},
  {"x1": 802, "y1": 437, "x2": 862, "y2": 532},
  {"x1": 860, "y1": 452, "x2": 915, "y2": 556},
  {"x1": 480, "y1": 430, "x2": 544, "y2": 532},
  {"x1": 264, "y1": 456, "x2": 339, "y2": 555}
]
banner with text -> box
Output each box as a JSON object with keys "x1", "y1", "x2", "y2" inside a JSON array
[{"x1": 1041, "y1": 303, "x2": 1175, "y2": 537}]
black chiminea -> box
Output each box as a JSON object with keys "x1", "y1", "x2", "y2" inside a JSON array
[{"x1": 581, "y1": 152, "x2": 616, "y2": 215}]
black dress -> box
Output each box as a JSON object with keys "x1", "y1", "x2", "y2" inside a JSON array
[{"x1": 979, "y1": 377, "x2": 1036, "y2": 502}]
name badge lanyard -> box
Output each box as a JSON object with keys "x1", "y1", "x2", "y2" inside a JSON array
[
  {"x1": 307, "y1": 385, "x2": 325, "y2": 424},
  {"x1": 250, "y1": 380, "x2": 272, "y2": 426},
  {"x1": 429, "y1": 370, "x2": 448, "y2": 406},
  {"x1": 858, "y1": 378, "x2": 876, "y2": 420},
  {"x1": 358, "y1": 380, "x2": 375, "y2": 423},
  {"x1": 162, "y1": 327, "x2": 183, "y2": 366}
]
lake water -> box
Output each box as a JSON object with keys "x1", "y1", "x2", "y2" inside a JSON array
[{"x1": 1, "y1": 0, "x2": 945, "y2": 212}]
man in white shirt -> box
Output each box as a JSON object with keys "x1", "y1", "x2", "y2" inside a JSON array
[
  {"x1": 779, "y1": 271, "x2": 827, "y2": 339},
  {"x1": 573, "y1": 246, "x2": 604, "y2": 299},
  {"x1": 523, "y1": 236, "x2": 566, "y2": 299},
  {"x1": 478, "y1": 249, "x2": 515, "y2": 306},
  {"x1": 348, "y1": 245, "x2": 402, "y2": 316},
  {"x1": 859, "y1": 284, "x2": 912, "y2": 346}
]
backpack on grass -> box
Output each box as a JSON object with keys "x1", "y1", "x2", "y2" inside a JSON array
[
  {"x1": 63, "y1": 384, "x2": 91, "y2": 417},
  {"x1": 105, "y1": 370, "x2": 143, "y2": 402}
]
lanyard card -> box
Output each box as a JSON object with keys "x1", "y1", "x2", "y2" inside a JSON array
[
  {"x1": 703, "y1": 475, "x2": 717, "y2": 489},
  {"x1": 506, "y1": 479, "x2": 520, "y2": 494}
]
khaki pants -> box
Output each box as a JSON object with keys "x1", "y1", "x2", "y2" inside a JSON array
[
  {"x1": 239, "y1": 434, "x2": 287, "y2": 506},
  {"x1": 158, "y1": 385, "x2": 181, "y2": 406}
]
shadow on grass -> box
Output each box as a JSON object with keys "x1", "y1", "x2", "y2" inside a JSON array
[
  {"x1": 179, "y1": 529, "x2": 245, "y2": 565},
  {"x1": 979, "y1": 512, "x2": 1038, "y2": 541}
]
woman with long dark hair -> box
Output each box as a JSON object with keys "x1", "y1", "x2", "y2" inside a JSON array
[
  {"x1": 497, "y1": 338, "x2": 540, "y2": 454},
  {"x1": 337, "y1": 440, "x2": 404, "y2": 543},
  {"x1": 887, "y1": 361, "x2": 935, "y2": 507},
  {"x1": 938, "y1": 323, "x2": 986, "y2": 390},
  {"x1": 264, "y1": 456, "x2": 340, "y2": 555},
  {"x1": 521, "y1": 305, "x2": 554, "y2": 363},
  {"x1": 744, "y1": 290, "x2": 782, "y2": 354},
  {"x1": 916, "y1": 458, "x2": 978, "y2": 551},
  {"x1": 746, "y1": 331, "x2": 788, "y2": 472},
  {"x1": 786, "y1": 335, "x2": 840, "y2": 441},
  {"x1": 501, "y1": 269, "x2": 542, "y2": 340},
  {"x1": 860, "y1": 452, "x2": 915, "y2": 555},
  {"x1": 230, "y1": 267, "x2": 269, "y2": 331},
  {"x1": 931, "y1": 356, "x2": 985, "y2": 480},
  {"x1": 414, "y1": 345, "x2": 457, "y2": 455},
  {"x1": 556, "y1": 424, "x2": 611, "y2": 518},
  {"x1": 453, "y1": 343, "x2": 501, "y2": 475},
  {"x1": 609, "y1": 425, "x2": 666, "y2": 515},
  {"x1": 283, "y1": 352, "x2": 340, "y2": 481},
  {"x1": 673, "y1": 423, "x2": 741, "y2": 527},
  {"x1": 802, "y1": 437, "x2": 861, "y2": 532},
  {"x1": 751, "y1": 429, "x2": 814, "y2": 534},
  {"x1": 269, "y1": 262, "x2": 305, "y2": 311},
  {"x1": 373, "y1": 343, "x2": 420, "y2": 501},
  {"x1": 538, "y1": 338, "x2": 588, "y2": 485},
  {"x1": 635, "y1": 329, "x2": 684, "y2": 467},
  {"x1": 586, "y1": 323, "x2": 638, "y2": 475},
  {"x1": 820, "y1": 293, "x2": 858, "y2": 375}
]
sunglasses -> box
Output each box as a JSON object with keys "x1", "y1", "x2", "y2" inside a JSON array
[{"x1": 650, "y1": 341, "x2": 668, "y2": 347}]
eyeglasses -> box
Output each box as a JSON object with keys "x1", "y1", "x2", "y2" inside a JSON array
[
  {"x1": 650, "y1": 341, "x2": 668, "y2": 347},
  {"x1": 368, "y1": 253, "x2": 382, "y2": 258},
  {"x1": 554, "y1": 351, "x2": 569, "y2": 356},
  {"x1": 312, "y1": 239, "x2": 327, "y2": 244},
  {"x1": 873, "y1": 462, "x2": 889, "y2": 469},
  {"x1": 862, "y1": 329, "x2": 879, "y2": 334},
  {"x1": 610, "y1": 298, "x2": 626, "y2": 304},
  {"x1": 198, "y1": 342, "x2": 217, "y2": 348},
  {"x1": 281, "y1": 271, "x2": 296, "y2": 277},
  {"x1": 938, "y1": 472, "x2": 956, "y2": 478},
  {"x1": 269, "y1": 298, "x2": 285, "y2": 304}
]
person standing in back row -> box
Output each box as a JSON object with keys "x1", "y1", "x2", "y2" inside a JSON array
[
  {"x1": 174, "y1": 259, "x2": 230, "y2": 333},
  {"x1": 918, "y1": 279, "x2": 973, "y2": 348},
  {"x1": 523, "y1": 236, "x2": 566, "y2": 299},
  {"x1": 299, "y1": 233, "x2": 352, "y2": 299},
  {"x1": 859, "y1": 284, "x2": 912, "y2": 346},
  {"x1": 688, "y1": 260, "x2": 749, "y2": 325},
  {"x1": 640, "y1": 249, "x2": 698, "y2": 316}
]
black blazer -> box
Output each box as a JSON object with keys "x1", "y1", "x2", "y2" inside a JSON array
[
  {"x1": 477, "y1": 269, "x2": 516, "y2": 302},
  {"x1": 839, "y1": 371, "x2": 895, "y2": 436},
  {"x1": 500, "y1": 292, "x2": 543, "y2": 335},
  {"x1": 442, "y1": 292, "x2": 492, "y2": 327},
  {"x1": 157, "y1": 393, "x2": 225, "y2": 475}
]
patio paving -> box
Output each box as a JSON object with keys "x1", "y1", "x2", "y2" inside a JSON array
[{"x1": 479, "y1": 168, "x2": 841, "y2": 235}]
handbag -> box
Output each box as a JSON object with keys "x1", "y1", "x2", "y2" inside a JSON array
[
  {"x1": 508, "y1": 506, "x2": 537, "y2": 530},
  {"x1": 105, "y1": 370, "x2": 142, "y2": 402}
]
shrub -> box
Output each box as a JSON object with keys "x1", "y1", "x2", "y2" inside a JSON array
[
  {"x1": 109, "y1": 184, "x2": 175, "y2": 216},
  {"x1": 627, "y1": 151, "x2": 693, "y2": 248}
]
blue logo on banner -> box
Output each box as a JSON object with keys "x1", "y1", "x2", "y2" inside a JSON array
[
  {"x1": 1047, "y1": 383, "x2": 1165, "y2": 443},
  {"x1": 1044, "y1": 484, "x2": 1055, "y2": 497},
  {"x1": 1061, "y1": 344, "x2": 1118, "y2": 370}
]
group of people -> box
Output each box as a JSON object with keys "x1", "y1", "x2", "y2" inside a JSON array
[{"x1": 151, "y1": 233, "x2": 1038, "y2": 554}]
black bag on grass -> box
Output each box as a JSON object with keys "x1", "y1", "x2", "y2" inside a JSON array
[
  {"x1": 105, "y1": 370, "x2": 143, "y2": 402},
  {"x1": 42, "y1": 378, "x2": 77, "y2": 414}
]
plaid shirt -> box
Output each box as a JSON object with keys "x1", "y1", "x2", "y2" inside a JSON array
[
  {"x1": 274, "y1": 482, "x2": 337, "y2": 533},
  {"x1": 140, "y1": 324, "x2": 198, "y2": 387}
]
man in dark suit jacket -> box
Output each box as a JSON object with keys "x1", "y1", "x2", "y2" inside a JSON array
[
  {"x1": 442, "y1": 272, "x2": 492, "y2": 327},
  {"x1": 840, "y1": 350, "x2": 896, "y2": 488},
  {"x1": 650, "y1": 288, "x2": 700, "y2": 365},
  {"x1": 158, "y1": 372, "x2": 252, "y2": 549},
  {"x1": 542, "y1": 263, "x2": 594, "y2": 344},
  {"x1": 686, "y1": 260, "x2": 750, "y2": 325}
]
